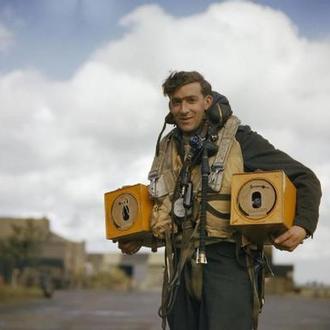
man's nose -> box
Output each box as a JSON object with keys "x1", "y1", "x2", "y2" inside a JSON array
[{"x1": 180, "y1": 100, "x2": 190, "y2": 114}]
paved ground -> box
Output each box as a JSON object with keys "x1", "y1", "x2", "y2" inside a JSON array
[{"x1": 0, "y1": 289, "x2": 329, "y2": 330}]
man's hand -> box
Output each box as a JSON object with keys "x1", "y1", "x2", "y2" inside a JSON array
[
  {"x1": 273, "y1": 225, "x2": 307, "y2": 252},
  {"x1": 118, "y1": 240, "x2": 142, "y2": 255}
]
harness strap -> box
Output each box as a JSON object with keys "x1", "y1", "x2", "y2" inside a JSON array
[
  {"x1": 232, "y1": 233, "x2": 266, "y2": 330},
  {"x1": 208, "y1": 116, "x2": 240, "y2": 192},
  {"x1": 246, "y1": 250, "x2": 263, "y2": 330},
  {"x1": 207, "y1": 193, "x2": 231, "y2": 201},
  {"x1": 149, "y1": 133, "x2": 173, "y2": 196},
  {"x1": 159, "y1": 230, "x2": 174, "y2": 329},
  {"x1": 206, "y1": 203, "x2": 231, "y2": 220},
  {"x1": 159, "y1": 220, "x2": 200, "y2": 329}
]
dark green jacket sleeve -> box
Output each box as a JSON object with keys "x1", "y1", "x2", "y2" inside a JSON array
[{"x1": 236, "y1": 125, "x2": 322, "y2": 236}]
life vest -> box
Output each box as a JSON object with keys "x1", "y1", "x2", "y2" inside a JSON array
[{"x1": 148, "y1": 115, "x2": 243, "y2": 240}]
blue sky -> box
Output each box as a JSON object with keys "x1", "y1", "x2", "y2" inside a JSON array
[
  {"x1": 1, "y1": 0, "x2": 330, "y2": 78},
  {"x1": 0, "y1": 0, "x2": 329, "y2": 284}
]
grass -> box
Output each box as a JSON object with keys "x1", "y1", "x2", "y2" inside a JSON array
[
  {"x1": 0, "y1": 285, "x2": 43, "y2": 304},
  {"x1": 86, "y1": 268, "x2": 132, "y2": 290}
]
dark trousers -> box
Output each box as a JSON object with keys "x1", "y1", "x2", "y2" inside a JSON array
[{"x1": 167, "y1": 242, "x2": 253, "y2": 330}]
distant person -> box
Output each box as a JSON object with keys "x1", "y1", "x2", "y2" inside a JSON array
[{"x1": 119, "y1": 71, "x2": 321, "y2": 330}]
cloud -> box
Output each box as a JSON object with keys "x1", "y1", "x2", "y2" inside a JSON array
[{"x1": 0, "y1": 1, "x2": 329, "y2": 282}]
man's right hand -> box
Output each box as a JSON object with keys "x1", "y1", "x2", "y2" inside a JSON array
[{"x1": 118, "y1": 240, "x2": 142, "y2": 255}]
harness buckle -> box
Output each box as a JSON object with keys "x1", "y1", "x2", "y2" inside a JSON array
[
  {"x1": 211, "y1": 163, "x2": 224, "y2": 173},
  {"x1": 209, "y1": 163, "x2": 224, "y2": 184},
  {"x1": 148, "y1": 171, "x2": 159, "y2": 195}
]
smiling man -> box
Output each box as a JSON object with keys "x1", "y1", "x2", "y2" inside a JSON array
[
  {"x1": 119, "y1": 71, "x2": 321, "y2": 330},
  {"x1": 169, "y1": 81, "x2": 213, "y2": 133}
]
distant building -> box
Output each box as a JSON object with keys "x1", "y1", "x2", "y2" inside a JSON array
[
  {"x1": 0, "y1": 217, "x2": 86, "y2": 287},
  {"x1": 89, "y1": 246, "x2": 294, "y2": 294},
  {"x1": 87, "y1": 251, "x2": 164, "y2": 290},
  {"x1": 264, "y1": 245, "x2": 294, "y2": 294}
]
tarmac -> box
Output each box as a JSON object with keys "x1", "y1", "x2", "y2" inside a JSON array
[{"x1": 0, "y1": 289, "x2": 329, "y2": 329}]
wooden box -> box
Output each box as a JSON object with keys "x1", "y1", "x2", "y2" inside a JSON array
[
  {"x1": 230, "y1": 170, "x2": 296, "y2": 245},
  {"x1": 104, "y1": 184, "x2": 153, "y2": 242}
]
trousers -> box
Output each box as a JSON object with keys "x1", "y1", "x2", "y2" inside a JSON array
[{"x1": 167, "y1": 242, "x2": 254, "y2": 330}]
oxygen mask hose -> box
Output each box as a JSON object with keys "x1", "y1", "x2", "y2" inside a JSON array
[{"x1": 196, "y1": 145, "x2": 210, "y2": 264}]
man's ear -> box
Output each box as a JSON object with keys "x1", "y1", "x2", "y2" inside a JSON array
[{"x1": 205, "y1": 95, "x2": 213, "y2": 109}]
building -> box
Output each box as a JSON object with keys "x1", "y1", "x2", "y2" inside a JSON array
[
  {"x1": 264, "y1": 245, "x2": 294, "y2": 294},
  {"x1": 0, "y1": 217, "x2": 86, "y2": 287},
  {"x1": 87, "y1": 251, "x2": 164, "y2": 290},
  {"x1": 88, "y1": 246, "x2": 293, "y2": 294}
]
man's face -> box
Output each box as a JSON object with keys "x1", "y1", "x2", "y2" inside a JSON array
[{"x1": 169, "y1": 82, "x2": 213, "y2": 134}]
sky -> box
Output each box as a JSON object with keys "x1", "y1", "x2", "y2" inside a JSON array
[{"x1": 0, "y1": 0, "x2": 329, "y2": 285}]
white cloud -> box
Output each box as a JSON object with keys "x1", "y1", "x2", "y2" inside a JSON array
[{"x1": 0, "y1": 1, "x2": 329, "y2": 282}]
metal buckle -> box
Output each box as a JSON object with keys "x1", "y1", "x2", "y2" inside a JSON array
[{"x1": 211, "y1": 163, "x2": 224, "y2": 173}]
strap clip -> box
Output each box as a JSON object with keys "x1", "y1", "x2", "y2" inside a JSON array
[{"x1": 211, "y1": 163, "x2": 224, "y2": 173}]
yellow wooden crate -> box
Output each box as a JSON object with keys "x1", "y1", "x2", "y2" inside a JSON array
[
  {"x1": 104, "y1": 184, "x2": 152, "y2": 241},
  {"x1": 230, "y1": 170, "x2": 296, "y2": 245}
]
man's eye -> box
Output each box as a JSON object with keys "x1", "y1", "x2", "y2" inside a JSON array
[{"x1": 187, "y1": 98, "x2": 197, "y2": 103}]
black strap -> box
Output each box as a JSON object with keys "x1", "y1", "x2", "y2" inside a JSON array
[
  {"x1": 156, "y1": 121, "x2": 167, "y2": 156},
  {"x1": 206, "y1": 203, "x2": 230, "y2": 220},
  {"x1": 207, "y1": 193, "x2": 231, "y2": 201}
]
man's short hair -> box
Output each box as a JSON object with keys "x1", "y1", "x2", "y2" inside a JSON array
[{"x1": 162, "y1": 71, "x2": 212, "y2": 97}]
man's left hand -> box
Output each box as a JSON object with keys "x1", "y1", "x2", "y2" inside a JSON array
[{"x1": 273, "y1": 225, "x2": 307, "y2": 252}]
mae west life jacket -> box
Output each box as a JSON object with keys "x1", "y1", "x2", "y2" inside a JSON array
[{"x1": 148, "y1": 115, "x2": 243, "y2": 240}]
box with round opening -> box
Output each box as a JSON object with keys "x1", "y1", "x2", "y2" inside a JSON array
[
  {"x1": 104, "y1": 184, "x2": 154, "y2": 246},
  {"x1": 230, "y1": 171, "x2": 296, "y2": 245}
]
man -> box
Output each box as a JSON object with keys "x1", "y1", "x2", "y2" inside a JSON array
[{"x1": 119, "y1": 71, "x2": 321, "y2": 330}]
